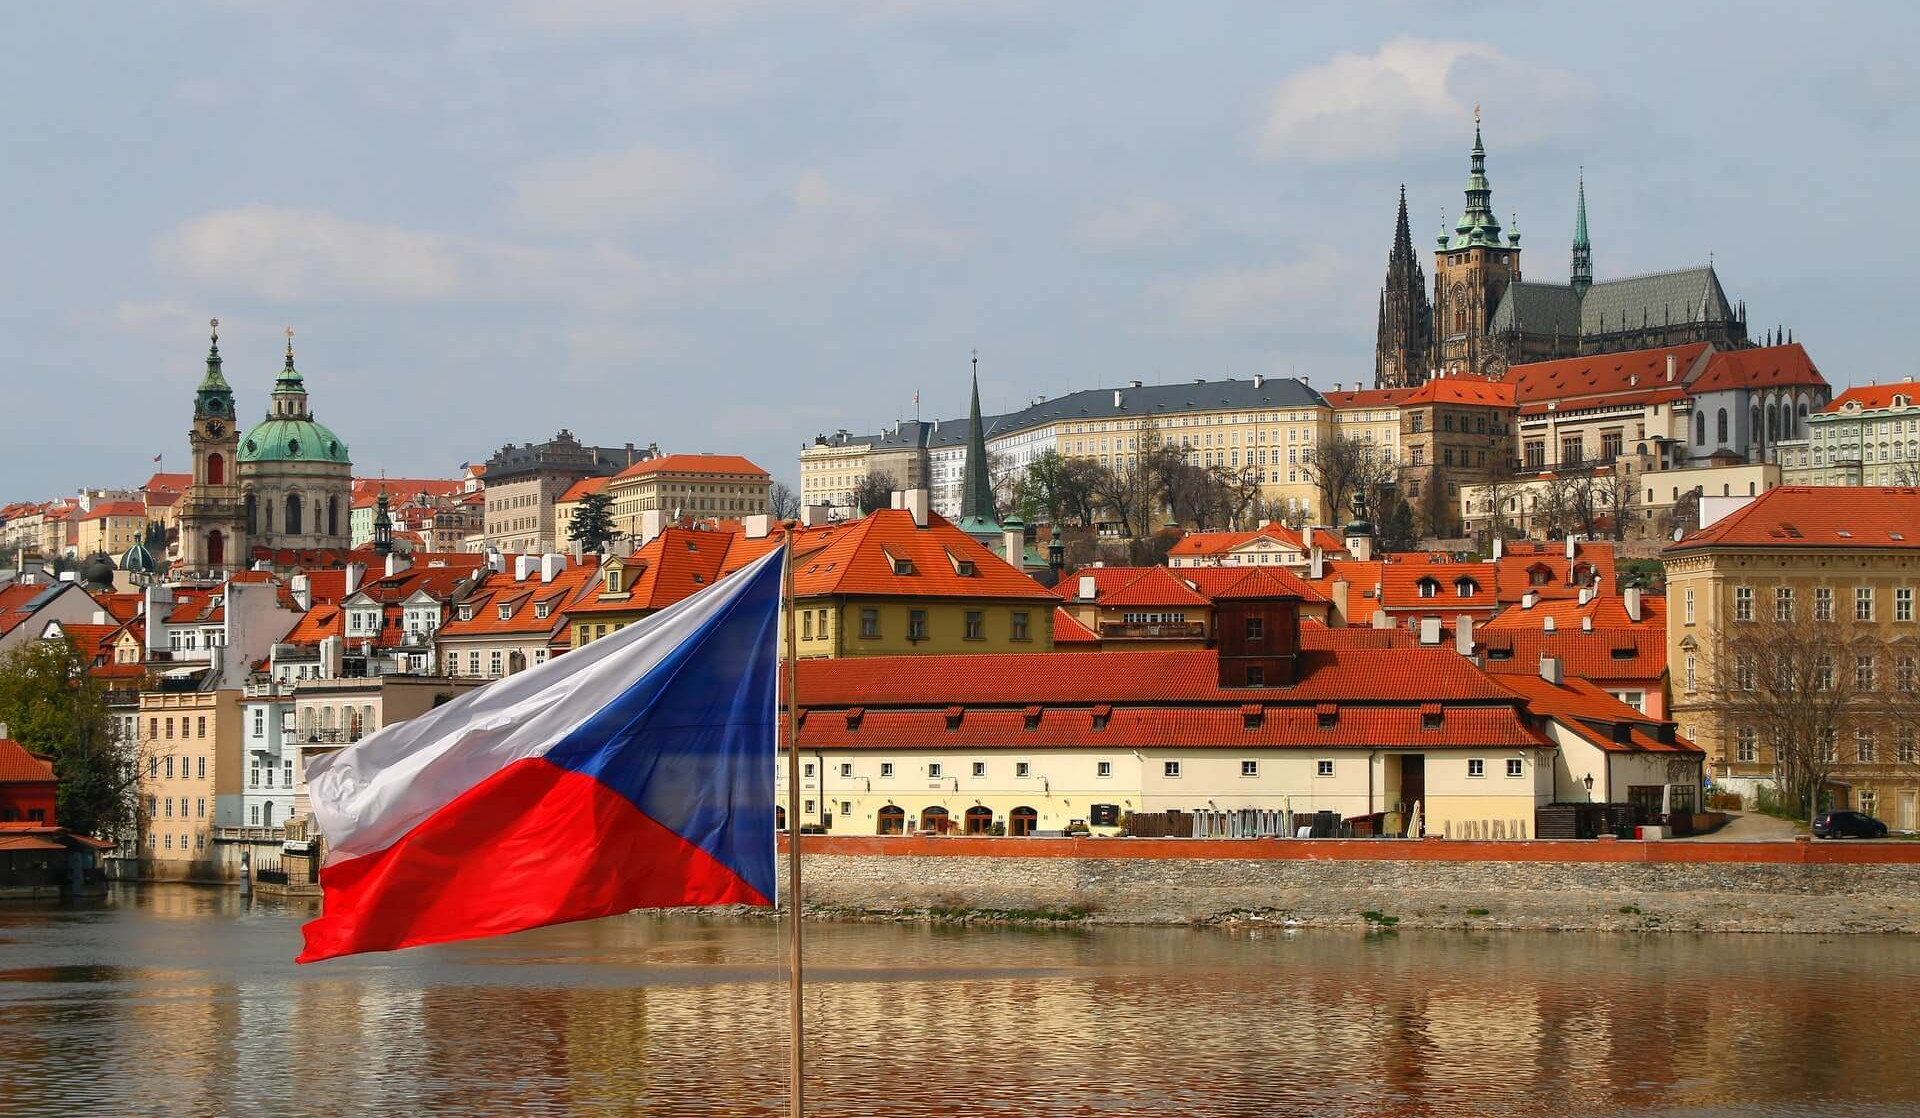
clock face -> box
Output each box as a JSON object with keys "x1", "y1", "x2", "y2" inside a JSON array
[{"x1": 205, "y1": 420, "x2": 226, "y2": 437}]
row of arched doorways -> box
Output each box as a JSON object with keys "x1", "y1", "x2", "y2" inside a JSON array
[{"x1": 777, "y1": 805, "x2": 1039, "y2": 836}]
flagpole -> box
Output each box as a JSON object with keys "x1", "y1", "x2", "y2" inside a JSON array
[{"x1": 782, "y1": 528, "x2": 805, "y2": 1118}]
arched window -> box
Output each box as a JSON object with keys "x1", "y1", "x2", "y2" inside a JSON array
[
  {"x1": 1750, "y1": 405, "x2": 1760, "y2": 444},
  {"x1": 244, "y1": 492, "x2": 257, "y2": 535},
  {"x1": 285, "y1": 493, "x2": 302, "y2": 535},
  {"x1": 1797, "y1": 401, "x2": 1809, "y2": 436},
  {"x1": 920, "y1": 806, "x2": 950, "y2": 833},
  {"x1": 206, "y1": 452, "x2": 225, "y2": 485},
  {"x1": 1696, "y1": 411, "x2": 1706, "y2": 445},
  {"x1": 327, "y1": 496, "x2": 339, "y2": 537},
  {"x1": 963, "y1": 806, "x2": 994, "y2": 835},
  {"x1": 1767, "y1": 401, "x2": 1779, "y2": 442},
  {"x1": 1716, "y1": 409, "x2": 1729, "y2": 444},
  {"x1": 1418, "y1": 578, "x2": 1440, "y2": 598},
  {"x1": 877, "y1": 805, "x2": 905, "y2": 835},
  {"x1": 1009, "y1": 806, "x2": 1038, "y2": 837},
  {"x1": 262, "y1": 801, "x2": 274, "y2": 828},
  {"x1": 1455, "y1": 577, "x2": 1479, "y2": 598},
  {"x1": 206, "y1": 530, "x2": 225, "y2": 567}
]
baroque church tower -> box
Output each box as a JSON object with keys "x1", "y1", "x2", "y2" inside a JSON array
[
  {"x1": 1374, "y1": 185, "x2": 1434, "y2": 389},
  {"x1": 176, "y1": 320, "x2": 246, "y2": 574},
  {"x1": 1432, "y1": 113, "x2": 1522, "y2": 376}
]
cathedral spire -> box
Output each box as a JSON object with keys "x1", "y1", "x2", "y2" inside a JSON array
[
  {"x1": 1571, "y1": 168, "x2": 1593, "y2": 296},
  {"x1": 1455, "y1": 108, "x2": 1503, "y2": 247},
  {"x1": 195, "y1": 317, "x2": 234, "y2": 419},
  {"x1": 958, "y1": 349, "x2": 999, "y2": 533},
  {"x1": 1375, "y1": 186, "x2": 1433, "y2": 389}
]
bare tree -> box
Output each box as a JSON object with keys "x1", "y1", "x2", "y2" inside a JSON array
[
  {"x1": 1015, "y1": 450, "x2": 1101, "y2": 527},
  {"x1": 1476, "y1": 457, "x2": 1527, "y2": 541},
  {"x1": 850, "y1": 471, "x2": 899, "y2": 516},
  {"x1": 1088, "y1": 420, "x2": 1170, "y2": 537},
  {"x1": 768, "y1": 481, "x2": 800, "y2": 520},
  {"x1": 1302, "y1": 435, "x2": 1388, "y2": 526},
  {"x1": 1589, "y1": 466, "x2": 1638, "y2": 541}
]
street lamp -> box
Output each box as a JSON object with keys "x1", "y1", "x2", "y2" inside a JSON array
[{"x1": 1583, "y1": 773, "x2": 1595, "y2": 802}]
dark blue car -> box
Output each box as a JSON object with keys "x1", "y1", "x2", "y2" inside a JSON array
[{"x1": 1813, "y1": 811, "x2": 1888, "y2": 839}]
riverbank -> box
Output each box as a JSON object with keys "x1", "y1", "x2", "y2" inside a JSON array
[{"x1": 737, "y1": 835, "x2": 1920, "y2": 935}]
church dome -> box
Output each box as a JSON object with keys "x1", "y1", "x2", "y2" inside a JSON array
[
  {"x1": 119, "y1": 539, "x2": 157, "y2": 574},
  {"x1": 238, "y1": 417, "x2": 350, "y2": 465},
  {"x1": 79, "y1": 553, "x2": 117, "y2": 589}
]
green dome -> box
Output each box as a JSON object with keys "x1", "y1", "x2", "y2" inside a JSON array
[{"x1": 238, "y1": 417, "x2": 350, "y2": 464}]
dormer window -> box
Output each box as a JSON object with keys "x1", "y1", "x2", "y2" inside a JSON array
[
  {"x1": 497, "y1": 604, "x2": 512, "y2": 620},
  {"x1": 535, "y1": 602, "x2": 551, "y2": 619},
  {"x1": 458, "y1": 604, "x2": 474, "y2": 621},
  {"x1": 605, "y1": 570, "x2": 622, "y2": 594},
  {"x1": 891, "y1": 555, "x2": 915, "y2": 575},
  {"x1": 1455, "y1": 577, "x2": 1478, "y2": 598},
  {"x1": 955, "y1": 559, "x2": 976, "y2": 577},
  {"x1": 1418, "y1": 578, "x2": 1440, "y2": 598}
]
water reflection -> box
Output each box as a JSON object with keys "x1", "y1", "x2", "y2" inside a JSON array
[{"x1": 0, "y1": 886, "x2": 1913, "y2": 1116}]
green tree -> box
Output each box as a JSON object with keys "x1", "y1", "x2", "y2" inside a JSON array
[
  {"x1": 1377, "y1": 495, "x2": 1419, "y2": 553},
  {"x1": 0, "y1": 638, "x2": 137, "y2": 837},
  {"x1": 566, "y1": 491, "x2": 617, "y2": 553}
]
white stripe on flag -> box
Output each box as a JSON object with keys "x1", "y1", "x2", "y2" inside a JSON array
[{"x1": 306, "y1": 548, "x2": 783, "y2": 865}]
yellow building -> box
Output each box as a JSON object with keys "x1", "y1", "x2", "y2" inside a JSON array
[
  {"x1": 74, "y1": 502, "x2": 149, "y2": 563},
  {"x1": 1665, "y1": 486, "x2": 1920, "y2": 826},
  {"x1": 135, "y1": 687, "x2": 242, "y2": 877},
  {"x1": 552, "y1": 475, "x2": 609, "y2": 552},
  {"x1": 605, "y1": 453, "x2": 771, "y2": 541}
]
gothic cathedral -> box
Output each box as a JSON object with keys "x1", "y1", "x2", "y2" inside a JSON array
[
  {"x1": 1432, "y1": 115, "x2": 1522, "y2": 378},
  {"x1": 1374, "y1": 186, "x2": 1433, "y2": 390}
]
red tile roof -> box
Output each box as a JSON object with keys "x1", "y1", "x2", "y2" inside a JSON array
[
  {"x1": 1668, "y1": 486, "x2": 1920, "y2": 552},
  {"x1": 1824, "y1": 381, "x2": 1920, "y2": 413},
  {"x1": 91, "y1": 592, "x2": 144, "y2": 622},
  {"x1": 1481, "y1": 591, "x2": 1663, "y2": 632},
  {"x1": 1493, "y1": 675, "x2": 1699, "y2": 754},
  {"x1": 1298, "y1": 619, "x2": 1423, "y2": 649},
  {"x1": 1479, "y1": 628, "x2": 1665, "y2": 683},
  {"x1": 1507, "y1": 343, "x2": 1708, "y2": 410},
  {"x1": 1686, "y1": 343, "x2": 1826, "y2": 393},
  {"x1": 352, "y1": 477, "x2": 465, "y2": 502},
  {"x1": 558, "y1": 476, "x2": 610, "y2": 504},
  {"x1": 1402, "y1": 375, "x2": 1516, "y2": 408},
  {"x1": 1082, "y1": 566, "x2": 1212, "y2": 608},
  {"x1": 0, "y1": 738, "x2": 55, "y2": 784},
  {"x1": 141, "y1": 472, "x2": 192, "y2": 495},
  {"x1": 0, "y1": 583, "x2": 73, "y2": 637},
  {"x1": 79, "y1": 501, "x2": 147, "y2": 521},
  {"x1": 793, "y1": 510, "x2": 1055, "y2": 601},
  {"x1": 45, "y1": 622, "x2": 119, "y2": 656},
  {"x1": 439, "y1": 558, "x2": 602, "y2": 638},
  {"x1": 1324, "y1": 386, "x2": 1418, "y2": 409},
  {"x1": 1051, "y1": 608, "x2": 1098, "y2": 643},
  {"x1": 1175, "y1": 565, "x2": 1328, "y2": 604},
  {"x1": 614, "y1": 453, "x2": 769, "y2": 480}
]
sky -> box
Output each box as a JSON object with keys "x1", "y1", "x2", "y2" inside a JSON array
[{"x1": 4, "y1": 0, "x2": 1917, "y2": 498}]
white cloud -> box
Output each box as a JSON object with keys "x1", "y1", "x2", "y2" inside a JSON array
[
  {"x1": 1151, "y1": 246, "x2": 1361, "y2": 332},
  {"x1": 155, "y1": 207, "x2": 466, "y2": 301},
  {"x1": 1072, "y1": 196, "x2": 1183, "y2": 254},
  {"x1": 1257, "y1": 38, "x2": 1586, "y2": 163},
  {"x1": 508, "y1": 146, "x2": 721, "y2": 236}
]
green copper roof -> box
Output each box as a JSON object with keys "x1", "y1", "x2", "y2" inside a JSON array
[
  {"x1": 958, "y1": 361, "x2": 999, "y2": 530},
  {"x1": 195, "y1": 319, "x2": 234, "y2": 419},
  {"x1": 275, "y1": 334, "x2": 305, "y2": 391},
  {"x1": 1571, "y1": 170, "x2": 1593, "y2": 293},
  {"x1": 238, "y1": 417, "x2": 350, "y2": 464},
  {"x1": 1450, "y1": 118, "x2": 1505, "y2": 249}
]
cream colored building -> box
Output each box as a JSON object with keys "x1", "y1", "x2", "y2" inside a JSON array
[
  {"x1": 1665, "y1": 486, "x2": 1920, "y2": 824},
  {"x1": 799, "y1": 432, "x2": 875, "y2": 512},
  {"x1": 1778, "y1": 382, "x2": 1920, "y2": 487},
  {"x1": 74, "y1": 502, "x2": 148, "y2": 563},
  {"x1": 135, "y1": 687, "x2": 242, "y2": 877},
  {"x1": 606, "y1": 453, "x2": 771, "y2": 540},
  {"x1": 1459, "y1": 461, "x2": 1779, "y2": 540}
]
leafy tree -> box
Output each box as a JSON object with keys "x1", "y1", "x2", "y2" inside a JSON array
[
  {"x1": 1617, "y1": 558, "x2": 1665, "y2": 591},
  {"x1": 566, "y1": 490, "x2": 617, "y2": 554},
  {"x1": 1376, "y1": 495, "x2": 1419, "y2": 553},
  {"x1": 768, "y1": 481, "x2": 800, "y2": 520},
  {"x1": 850, "y1": 471, "x2": 899, "y2": 516},
  {"x1": 1016, "y1": 450, "x2": 1101, "y2": 527},
  {"x1": 0, "y1": 638, "x2": 137, "y2": 837}
]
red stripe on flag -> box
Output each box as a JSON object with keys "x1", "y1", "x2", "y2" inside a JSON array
[{"x1": 298, "y1": 757, "x2": 769, "y2": 963}]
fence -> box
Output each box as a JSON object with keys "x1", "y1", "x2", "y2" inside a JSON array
[{"x1": 1126, "y1": 809, "x2": 1345, "y2": 839}]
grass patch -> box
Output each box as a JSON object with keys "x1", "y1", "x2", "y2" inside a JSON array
[
  {"x1": 1466, "y1": 908, "x2": 1490, "y2": 917},
  {"x1": 1619, "y1": 905, "x2": 1642, "y2": 915},
  {"x1": 922, "y1": 904, "x2": 1092, "y2": 923},
  {"x1": 1360, "y1": 910, "x2": 1400, "y2": 927}
]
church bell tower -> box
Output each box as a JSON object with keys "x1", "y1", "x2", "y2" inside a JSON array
[
  {"x1": 1433, "y1": 111, "x2": 1522, "y2": 376},
  {"x1": 176, "y1": 319, "x2": 246, "y2": 574}
]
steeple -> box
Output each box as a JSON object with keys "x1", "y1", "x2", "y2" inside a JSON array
[
  {"x1": 1570, "y1": 168, "x2": 1593, "y2": 296},
  {"x1": 1374, "y1": 186, "x2": 1434, "y2": 389},
  {"x1": 270, "y1": 327, "x2": 312, "y2": 420},
  {"x1": 194, "y1": 318, "x2": 234, "y2": 419},
  {"x1": 957, "y1": 350, "x2": 1000, "y2": 536},
  {"x1": 372, "y1": 481, "x2": 393, "y2": 556},
  {"x1": 1453, "y1": 108, "x2": 1504, "y2": 248}
]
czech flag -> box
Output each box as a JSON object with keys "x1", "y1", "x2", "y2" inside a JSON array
[{"x1": 297, "y1": 547, "x2": 784, "y2": 963}]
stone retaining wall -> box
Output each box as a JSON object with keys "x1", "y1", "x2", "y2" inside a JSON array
[{"x1": 772, "y1": 837, "x2": 1920, "y2": 934}]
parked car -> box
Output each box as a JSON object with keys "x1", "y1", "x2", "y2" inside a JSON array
[{"x1": 1812, "y1": 811, "x2": 1889, "y2": 839}]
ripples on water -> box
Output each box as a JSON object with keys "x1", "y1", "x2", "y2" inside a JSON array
[{"x1": 0, "y1": 885, "x2": 1915, "y2": 1117}]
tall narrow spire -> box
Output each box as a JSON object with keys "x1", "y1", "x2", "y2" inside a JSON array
[
  {"x1": 270, "y1": 325, "x2": 311, "y2": 419},
  {"x1": 1454, "y1": 109, "x2": 1503, "y2": 247},
  {"x1": 1375, "y1": 186, "x2": 1433, "y2": 389},
  {"x1": 958, "y1": 349, "x2": 999, "y2": 531},
  {"x1": 1570, "y1": 168, "x2": 1593, "y2": 295},
  {"x1": 195, "y1": 317, "x2": 234, "y2": 418}
]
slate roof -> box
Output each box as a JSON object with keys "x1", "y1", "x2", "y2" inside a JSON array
[{"x1": 1490, "y1": 267, "x2": 1736, "y2": 338}]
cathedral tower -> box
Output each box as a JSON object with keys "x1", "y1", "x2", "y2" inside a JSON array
[
  {"x1": 1433, "y1": 112, "x2": 1522, "y2": 375},
  {"x1": 1570, "y1": 169, "x2": 1593, "y2": 295},
  {"x1": 176, "y1": 319, "x2": 246, "y2": 574},
  {"x1": 1375, "y1": 185, "x2": 1434, "y2": 389}
]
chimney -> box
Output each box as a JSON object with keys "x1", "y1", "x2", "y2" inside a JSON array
[
  {"x1": 1310, "y1": 545, "x2": 1325, "y2": 580},
  {"x1": 92, "y1": 609, "x2": 107, "y2": 626},
  {"x1": 0, "y1": 721, "x2": 8, "y2": 741},
  {"x1": 1078, "y1": 575, "x2": 1097, "y2": 602},
  {"x1": 889, "y1": 490, "x2": 904, "y2": 511},
  {"x1": 904, "y1": 489, "x2": 930, "y2": 528},
  {"x1": 320, "y1": 635, "x2": 343, "y2": 680},
  {"x1": 1578, "y1": 587, "x2": 1593, "y2": 606},
  {"x1": 540, "y1": 553, "x2": 565, "y2": 583},
  {"x1": 1419, "y1": 616, "x2": 1442, "y2": 645},
  {"x1": 1492, "y1": 536, "x2": 1503, "y2": 561},
  {"x1": 1543, "y1": 615, "x2": 1556, "y2": 633},
  {"x1": 290, "y1": 574, "x2": 312, "y2": 612},
  {"x1": 1252, "y1": 374, "x2": 1265, "y2": 389},
  {"x1": 385, "y1": 552, "x2": 410, "y2": 579},
  {"x1": 514, "y1": 554, "x2": 536, "y2": 581},
  {"x1": 1565, "y1": 534, "x2": 1576, "y2": 562},
  {"x1": 743, "y1": 514, "x2": 772, "y2": 539},
  {"x1": 1665, "y1": 353, "x2": 1677, "y2": 382},
  {"x1": 1540, "y1": 655, "x2": 1563, "y2": 685},
  {"x1": 1371, "y1": 610, "x2": 1392, "y2": 630},
  {"x1": 1330, "y1": 579, "x2": 1349, "y2": 627},
  {"x1": 1522, "y1": 590, "x2": 1537, "y2": 610},
  {"x1": 1455, "y1": 615, "x2": 1475, "y2": 657},
  {"x1": 1625, "y1": 587, "x2": 1644, "y2": 622},
  {"x1": 1113, "y1": 389, "x2": 1124, "y2": 407},
  {"x1": 799, "y1": 504, "x2": 830, "y2": 528},
  {"x1": 485, "y1": 548, "x2": 505, "y2": 574},
  {"x1": 1002, "y1": 525, "x2": 1023, "y2": 563},
  {"x1": 639, "y1": 509, "x2": 666, "y2": 545},
  {"x1": 1581, "y1": 615, "x2": 1593, "y2": 632},
  {"x1": 344, "y1": 562, "x2": 365, "y2": 597}
]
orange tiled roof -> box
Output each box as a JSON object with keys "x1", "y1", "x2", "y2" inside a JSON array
[
  {"x1": 91, "y1": 591, "x2": 144, "y2": 623},
  {"x1": 1070, "y1": 566, "x2": 1211, "y2": 609},
  {"x1": 1051, "y1": 608, "x2": 1098, "y2": 643},
  {"x1": 439, "y1": 558, "x2": 602, "y2": 638},
  {"x1": 0, "y1": 582, "x2": 74, "y2": 637},
  {"x1": 45, "y1": 622, "x2": 119, "y2": 655},
  {"x1": 0, "y1": 738, "x2": 55, "y2": 784},
  {"x1": 1481, "y1": 590, "x2": 1663, "y2": 632},
  {"x1": 613, "y1": 453, "x2": 769, "y2": 481},
  {"x1": 141, "y1": 472, "x2": 192, "y2": 494},
  {"x1": 792, "y1": 510, "x2": 1054, "y2": 601},
  {"x1": 78, "y1": 501, "x2": 147, "y2": 521},
  {"x1": 1493, "y1": 674, "x2": 1698, "y2": 754},
  {"x1": 1824, "y1": 381, "x2": 1919, "y2": 413},
  {"x1": 1402, "y1": 375, "x2": 1515, "y2": 408},
  {"x1": 1686, "y1": 343, "x2": 1826, "y2": 393},
  {"x1": 1479, "y1": 628, "x2": 1666, "y2": 683},
  {"x1": 558, "y1": 476, "x2": 610, "y2": 504},
  {"x1": 1324, "y1": 387, "x2": 1417, "y2": 409},
  {"x1": 1670, "y1": 486, "x2": 1920, "y2": 551},
  {"x1": 1508, "y1": 343, "x2": 1708, "y2": 408}
]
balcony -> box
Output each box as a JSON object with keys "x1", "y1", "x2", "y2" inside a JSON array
[
  {"x1": 1098, "y1": 621, "x2": 1208, "y2": 640},
  {"x1": 303, "y1": 729, "x2": 361, "y2": 745},
  {"x1": 213, "y1": 826, "x2": 286, "y2": 843}
]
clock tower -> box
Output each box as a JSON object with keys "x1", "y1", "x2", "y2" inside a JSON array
[{"x1": 176, "y1": 319, "x2": 246, "y2": 574}]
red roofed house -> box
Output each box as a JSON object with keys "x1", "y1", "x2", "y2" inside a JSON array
[
  {"x1": 1666, "y1": 485, "x2": 1920, "y2": 823},
  {"x1": 606, "y1": 453, "x2": 772, "y2": 541},
  {"x1": 1053, "y1": 565, "x2": 1333, "y2": 649},
  {"x1": 0, "y1": 577, "x2": 105, "y2": 656},
  {"x1": 1165, "y1": 521, "x2": 1348, "y2": 570},
  {"x1": 0, "y1": 729, "x2": 114, "y2": 898},
  {"x1": 1397, "y1": 373, "x2": 1518, "y2": 535},
  {"x1": 74, "y1": 501, "x2": 150, "y2": 562},
  {"x1": 436, "y1": 553, "x2": 602, "y2": 680}
]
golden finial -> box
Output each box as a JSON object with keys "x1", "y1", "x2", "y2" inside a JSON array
[{"x1": 285, "y1": 326, "x2": 295, "y2": 356}]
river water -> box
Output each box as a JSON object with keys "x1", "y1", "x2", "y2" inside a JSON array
[{"x1": 1, "y1": 885, "x2": 1916, "y2": 1117}]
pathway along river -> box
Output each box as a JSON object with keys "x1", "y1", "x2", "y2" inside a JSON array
[{"x1": 1, "y1": 885, "x2": 1917, "y2": 1116}]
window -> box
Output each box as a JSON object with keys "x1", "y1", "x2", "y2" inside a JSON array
[
  {"x1": 251, "y1": 805, "x2": 260, "y2": 825},
  {"x1": 1163, "y1": 761, "x2": 1182, "y2": 778},
  {"x1": 197, "y1": 756, "x2": 205, "y2": 780},
  {"x1": 1097, "y1": 760, "x2": 1113, "y2": 777},
  {"x1": 964, "y1": 611, "x2": 985, "y2": 641},
  {"x1": 928, "y1": 763, "x2": 943, "y2": 778},
  {"x1": 1245, "y1": 665, "x2": 1265, "y2": 686},
  {"x1": 253, "y1": 709, "x2": 264, "y2": 737},
  {"x1": 1857, "y1": 587, "x2": 1875, "y2": 622},
  {"x1": 165, "y1": 757, "x2": 174, "y2": 779},
  {"x1": 1815, "y1": 655, "x2": 1835, "y2": 691},
  {"x1": 1245, "y1": 616, "x2": 1264, "y2": 639},
  {"x1": 838, "y1": 762, "x2": 853, "y2": 778},
  {"x1": 1898, "y1": 587, "x2": 1914, "y2": 622},
  {"x1": 250, "y1": 763, "x2": 259, "y2": 788},
  {"x1": 803, "y1": 762, "x2": 815, "y2": 778},
  {"x1": 860, "y1": 609, "x2": 880, "y2": 639},
  {"x1": 283, "y1": 760, "x2": 293, "y2": 786},
  {"x1": 1774, "y1": 587, "x2": 1794, "y2": 622},
  {"x1": 1820, "y1": 728, "x2": 1839, "y2": 764},
  {"x1": 1734, "y1": 654, "x2": 1756, "y2": 691},
  {"x1": 880, "y1": 762, "x2": 894, "y2": 778},
  {"x1": 1898, "y1": 727, "x2": 1917, "y2": 765},
  {"x1": 1857, "y1": 655, "x2": 1877, "y2": 691},
  {"x1": 1506, "y1": 758, "x2": 1525, "y2": 778},
  {"x1": 971, "y1": 762, "x2": 986, "y2": 777},
  {"x1": 1815, "y1": 587, "x2": 1834, "y2": 621},
  {"x1": 1737, "y1": 727, "x2": 1758, "y2": 763},
  {"x1": 1857, "y1": 729, "x2": 1877, "y2": 764},
  {"x1": 1241, "y1": 760, "x2": 1259, "y2": 777},
  {"x1": 489, "y1": 651, "x2": 503, "y2": 677},
  {"x1": 1734, "y1": 586, "x2": 1753, "y2": 622},
  {"x1": 840, "y1": 801, "x2": 852, "y2": 817},
  {"x1": 1316, "y1": 760, "x2": 1335, "y2": 778},
  {"x1": 1685, "y1": 653, "x2": 1696, "y2": 693},
  {"x1": 1467, "y1": 759, "x2": 1485, "y2": 778},
  {"x1": 1011, "y1": 611, "x2": 1030, "y2": 641},
  {"x1": 907, "y1": 609, "x2": 928, "y2": 641},
  {"x1": 1899, "y1": 656, "x2": 1918, "y2": 692}
]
